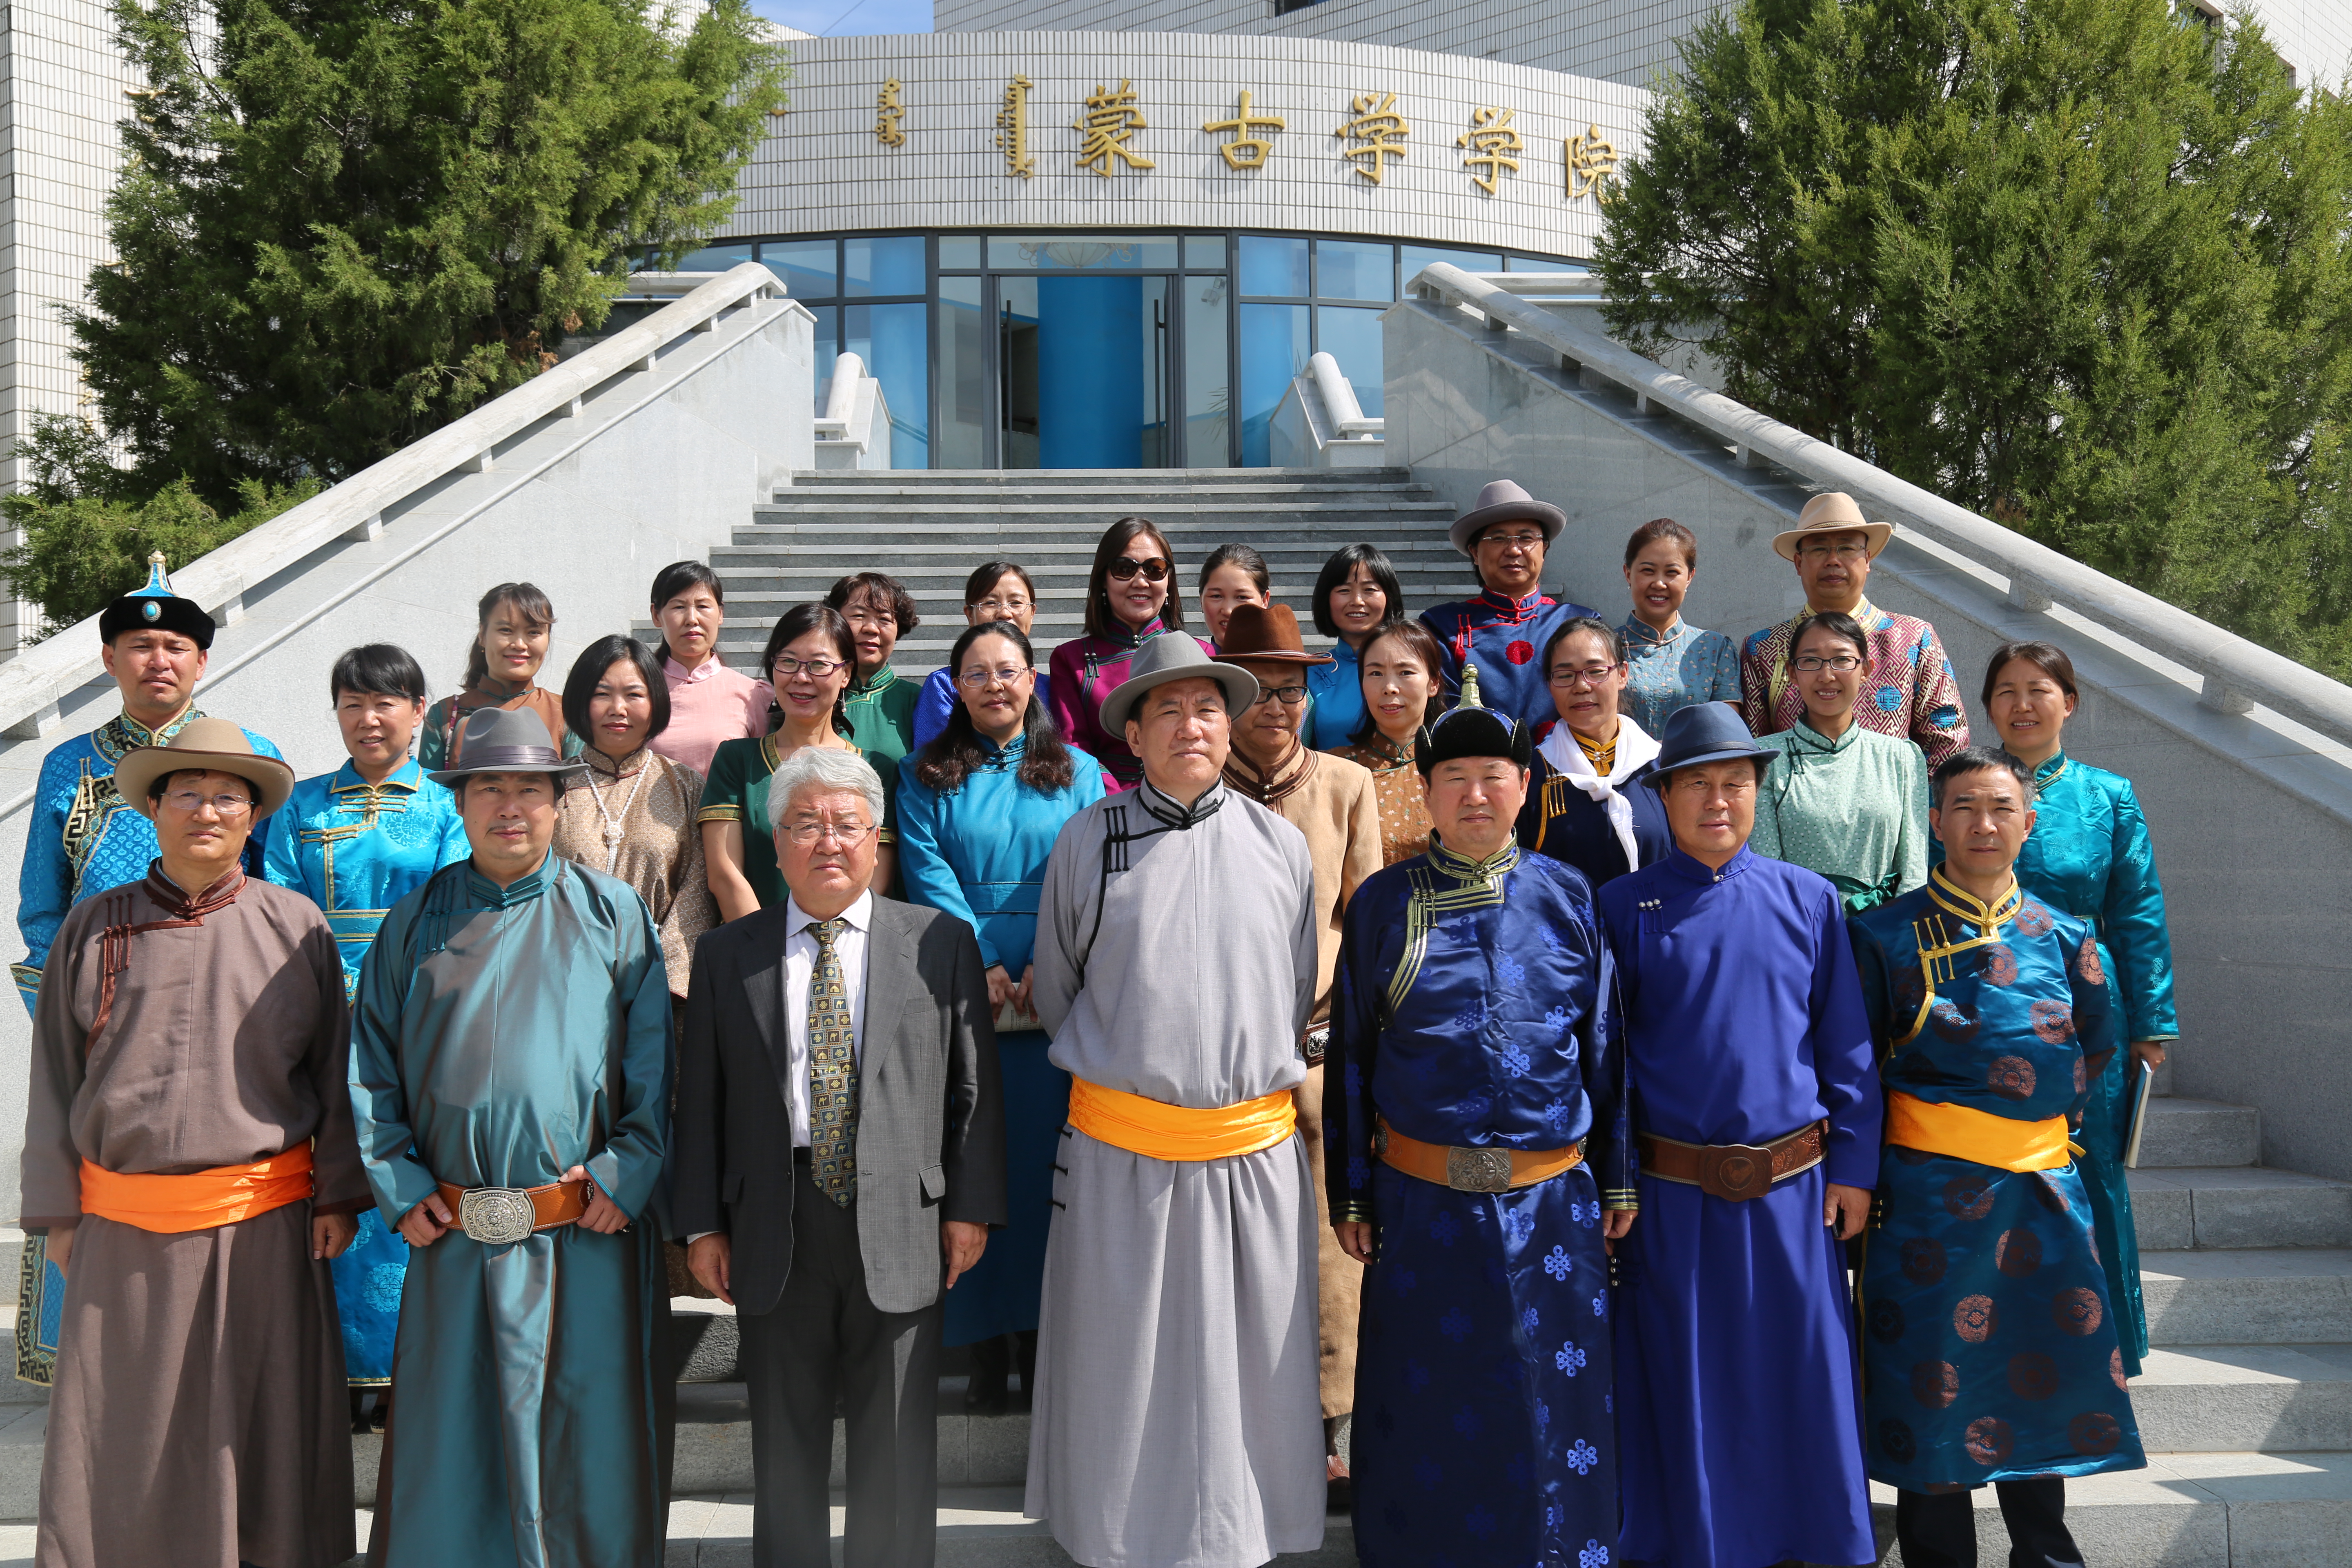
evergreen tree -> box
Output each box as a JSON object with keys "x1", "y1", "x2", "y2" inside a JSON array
[
  {"x1": 1595, "y1": 0, "x2": 2352, "y2": 677},
  {"x1": 72, "y1": 0, "x2": 788, "y2": 507}
]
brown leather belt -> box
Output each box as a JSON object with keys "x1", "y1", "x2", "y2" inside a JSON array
[
  {"x1": 1637, "y1": 1120, "x2": 1826, "y2": 1201},
  {"x1": 1375, "y1": 1118, "x2": 1584, "y2": 1194},
  {"x1": 434, "y1": 1178, "x2": 588, "y2": 1243}
]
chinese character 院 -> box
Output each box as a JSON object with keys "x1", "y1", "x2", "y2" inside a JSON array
[
  {"x1": 1334, "y1": 91, "x2": 1411, "y2": 185},
  {"x1": 1459, "y1": 106, "x2": 1523, "y2": 196},
  {"x1": 1203, "y1": 89, "x2": 1285, "y2": 169},
  {"x1": 1565, "y1": 123, "x2": 1620, "y2": 201},
  {"x1": 1074, "y1": 79, "x2": 1156, "y2": 178}
]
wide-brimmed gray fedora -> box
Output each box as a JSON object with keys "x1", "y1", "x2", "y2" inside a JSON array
[
  {"x1": 116, "y1": 717, "x2": 296, "y2": 820},
  {"x1": 1449, "y1": 479, "x2": 1567, "y2": 555},
  {"x1": 428, "y1": 706, "x2": 591, "y2": 788},
  {"x1": 1098, "y1": 632, "x2": 1260, "y2": 733}
]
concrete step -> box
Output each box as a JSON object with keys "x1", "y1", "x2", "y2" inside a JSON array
[
  {"x1": 2143, "y1": 1250, "x2": 2352, "y2": 1345},
  {"x1": 2132, "y1": 1167, "x2": 2352, "y2": 1250},
  {"x1": 2138, "y1": 1099, "x2": 2262, "y2": 1170},
  {"x1": 1866, "y1": 1451, "x2": 2352, "y2": 1567},
  {"x1": 745, "y1": 512, "x2": 1455, "y2": 532},
  {"x1": 783, "y1": 465, "x2": 1416, "y2": 488},
  {"x1": 2131, "y1": 1344, "x2": 2352, "y2": 1452}
]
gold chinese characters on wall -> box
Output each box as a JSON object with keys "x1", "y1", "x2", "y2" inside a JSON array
[{"x1": 1204, "y1": 91, "x2": 1285, "y2": 170}]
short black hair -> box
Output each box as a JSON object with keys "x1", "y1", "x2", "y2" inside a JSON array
[
  {"x1": 1310, "y1": 543, "x2": 1405, "y2": 640},
  {"x1": 328, "y1": 643, "x2": 429, "y2": 706},
  {"x1": 1931, "y1": 745, "x2": 2036, "y2": 809},
  {"x1": 1541, "y1": 615, "x2": 1624, "y2": 673},
  {"x1": 650, "y1": 559, "x2": 725, "y2": 612},
  {"x1": 1793, "y1": 610, "x2": 1870, "y2": 664},
  {"x1": 561, "y1": 635, "x2": 671, "y2": 747}
]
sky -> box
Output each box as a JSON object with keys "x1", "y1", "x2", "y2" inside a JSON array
[{"x1": 752, "y1": 0, "x2": 931, "y2": 36}]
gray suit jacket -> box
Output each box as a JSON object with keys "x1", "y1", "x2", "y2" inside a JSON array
[{"x1": 671, "y1": 895, "x2": 1005, "y2": 1316}]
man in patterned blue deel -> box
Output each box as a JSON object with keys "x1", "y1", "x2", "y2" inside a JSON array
[
  {"x1": 1851, "y1": 746, "x2": 2144, "y2": 1568},
  {"x1": 1327, "y1": 695, "x2": 1633, "y2": 1568},
  {"x1": 10, "y1": 553, "x2": 284, "y2": 1383}
]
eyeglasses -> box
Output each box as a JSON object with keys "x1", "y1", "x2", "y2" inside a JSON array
[
  {"x1": 1248, "y1": 685, "x2": 1309, "y2": 706},
  {"x1": 771, "y1": 657, "x2": 846, "y2": 679},
  {"x1": 161, "y1": 789, "x2": 254, "y2": 817},
  {"x1": 1792, "y1": 654, "x2": 1864, "y2": 673},
  {"x1": 1477, "y1": 531, "x2": 1546, "y2": 551},
  {"x1": 956, "y1": 665, "x2": 1032, "y2": 688},
  {"x1": 1546, "y1": 663, "x2": 1621, "y2": 686},
  {"x1": 1106, "y1": 557, "x2": 1170, "y2": 583},
  {"x1": 1796, "y1": 543, "x2": 1869, "y2": 562},
  {"x1": 782, "y1": 820, "x2": 874, "y2": 846},
  {"x1": 840, "y1": 608, "x2": 896, "y2": 630}
]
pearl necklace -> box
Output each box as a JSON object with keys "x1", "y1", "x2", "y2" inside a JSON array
[{"x1": 586, "y1": 753, "x2": 648, "y2": 872}]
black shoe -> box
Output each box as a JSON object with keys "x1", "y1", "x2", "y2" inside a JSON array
[
  {"x1": 1014, "y1": 1329, "x2": 1039, "y2": 1398},
  {"x1": 1326, "y1": 1475, "x2": 1353, "y2": 1514},
  {"x1": 965, "y1": 1334, "x2": 1011, "y2": 1415}
]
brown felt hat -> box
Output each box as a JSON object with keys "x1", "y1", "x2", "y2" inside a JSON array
[
  {"x1": 1218, "y1": 604, "x2": 1333, "y2": 666},
  {"x1": 114, "y1": 717, "x2": 296, "y2": 820},
  {"x1": 1771, "y1": 492, "x2": 1893, "y2": 561}
]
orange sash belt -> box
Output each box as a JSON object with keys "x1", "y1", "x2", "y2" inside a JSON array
[
  {"x1": 78, "y1": 1144, "x2": 315, "y2": 1234},
  {"x1": 1885, "y1": 1091, "x2": 2074, "y2": 1173},
  {"x1": 1067, "y1": 1078, "x2": 1297, "y2": 1162}
]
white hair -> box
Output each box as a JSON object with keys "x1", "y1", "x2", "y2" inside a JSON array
[{"x1": 765, "y1": 746, "x2": 886, "y2": 836}]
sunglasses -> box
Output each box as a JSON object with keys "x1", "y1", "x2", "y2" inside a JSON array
[{"x1": 1106, "y1": 557, "x2": 1171, "y2": 584}]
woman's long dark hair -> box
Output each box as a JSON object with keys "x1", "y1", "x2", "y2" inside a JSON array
[
  {"x1": 561, "y1": 635, "x2": 672, "y2": 748},
  {"x1": 760, "y1": 604, "x2": 858, "y2": 736},
  {"x1": 460, "y1": 583, "x2": 555, "y2": 691},
  {"x1": 648, "y1": 560, "x2": 725, "y2": 667},
  {"x1": 1082, "y1": 516, "x2": 1186, "y2": 639},
  {"x1": 913, "y1": 623, "x2": 1078, "y2": 795}
]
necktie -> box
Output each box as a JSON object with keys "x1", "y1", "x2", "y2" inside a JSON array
[{"x1": 805, "y1": 917, "x2": 859, "y2": 1206}]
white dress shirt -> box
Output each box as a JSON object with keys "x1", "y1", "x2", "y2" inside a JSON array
[{"x1": 780, "y1": 890, "x2": 873, "y2": 1148}]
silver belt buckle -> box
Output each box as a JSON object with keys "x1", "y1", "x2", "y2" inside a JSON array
[
  {"x1": 458, "y1": 1187, "x2": 536, "y2": 1245},
  {"x1": 1446, "y1": 1146, "x2": 1513, "y2": 1194}
]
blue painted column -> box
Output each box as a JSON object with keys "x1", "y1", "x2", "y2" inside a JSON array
[{"x1": 1038, "y1": 275, "x2": 1143, "y2": 468}]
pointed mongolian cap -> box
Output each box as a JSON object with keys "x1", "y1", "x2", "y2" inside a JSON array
[
  {"x1": 99, "y1": 552, "x2": 216, "y2": 649},
  {"x1": 1414, "y1": 661, "x2": 1531, "y2": 774}
]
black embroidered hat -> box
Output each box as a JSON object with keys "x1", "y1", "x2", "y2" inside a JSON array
[
  {"x1": 98, "y1": 553, "x2": 215, "y2": 649},
  {"x1": 1413, "y1": 662, "x2": 1531, "y2": 775}
]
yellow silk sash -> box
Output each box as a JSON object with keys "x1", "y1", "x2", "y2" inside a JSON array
[
  {"x1": 1885, "y1": 1091, "x2": 2073, "y2": 1173},
  {"x1": 1067, "y1": 1078, "x2": 1297, "y2": 1162},
  {"x1": 78, "y1": 1144, "x2": 315, "y2": 1234}
]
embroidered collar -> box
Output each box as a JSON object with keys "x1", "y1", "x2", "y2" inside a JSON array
[
  {"x1": 143, "y1": 862, "x2": 245, "y2": 920},
  {"x1": 465, "y1": 675, "x2": 537, "y2": 703},
  {"x1": 1925, "y1": 866, "x2": 2022, "y2": 929},
  {"x1": 666, "y1": 655, "x2": 724, "y2": 686},
  {"x1": 1469, "y1": 587, "x2": 1550, "y2": 623},
  {"x1": 1136, "y1": 778, "x2": 1223, "y2": 829},
  {"x1": 1620, "y1": 615, "x2": 1685, "y2": 648},
  {"x1": 1098, "y1": 615, "x2": 1169, "y2": 652},
  {"x1": 1429, "y1": 835, "x2": 1519, "y2": 886},
  {"x1": 466, "y1": 852, "x2": 558, "y2": 908},
  {"x1": 1787, "y1": 718, "x2": 1862, "y2": 756},
  {"x1": 1791, "y1": 595, "x2": 1885, "y2": 635},
  {"x1": 1659, "y1": 844, "x2": 1756, "y2": 887},
  {"x1": 95, "y1": 704, "x2": 204, "y2": 764},
  {"x1": 2033, "y1": 751, "x2": 2070, "y2": 788},
  {"x1": 978, "y1": 733, "x2": 1027, "y2": 771},
  {"x1": 583, "y1": 745, "x2": 652, "y2": 781},
  {"x1": 1223, "y1": 740, "x2": 1316, "y2": 807},
  {"x1": 1354, "y1": 733, "x2": 1413, "y2": 771}
]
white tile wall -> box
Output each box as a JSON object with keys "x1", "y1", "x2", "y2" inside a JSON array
[{"x1": 721, "y1": 31, "x2": 1646, "y2": 256}]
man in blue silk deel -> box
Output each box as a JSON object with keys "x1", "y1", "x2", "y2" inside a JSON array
[
  {"x1": 1851, "y1": 746, "x2": 2144, "y2": 1568},
  {"x1": 1597, "y1": 702, "x2": 1880, "y2": 1568},
  {"x1": 1419, "y1": 480, "x2": 1600, "y2": 733},
  {"x1": 350, "y1": 707, "x2": 673, "y2": 1568},
  {"x1": 1327, "y1": 679, "x2": 1633, "y2": 1568}
]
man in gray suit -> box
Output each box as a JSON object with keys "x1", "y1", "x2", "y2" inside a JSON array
[{"x1": 674, "y1": 746, "x2": 1004, "y2": 1568}]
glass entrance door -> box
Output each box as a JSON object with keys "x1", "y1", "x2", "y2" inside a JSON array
[{"x1": 997, "y1": 275, "x2": 1173, "y2": 468}]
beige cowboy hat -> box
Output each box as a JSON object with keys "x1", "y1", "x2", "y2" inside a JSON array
[
  {"x1": 115, "y1": 717, "x2": 296, "y2": 820},
  {"x1": 1771, "y1": 492, "x2": 1893, "y2": 562}
]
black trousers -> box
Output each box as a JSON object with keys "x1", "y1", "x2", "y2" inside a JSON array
[
  {"x1": 738, "y1": 1160, "x2": 943, "y2": 1568},
  {"x1": 1895, "y1": 1477, "x2": 2083, "y2": 1568}
]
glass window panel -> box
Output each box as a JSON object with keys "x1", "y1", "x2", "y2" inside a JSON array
[
  {"x1": 935, "y1": 278, "x2": 985, "y2": 470},
  {"x1": 1316, "y1": 305, "x2": 1384, "y2": 417},
  {"x1": 1184, "y1": 235, "x2": 1226, "y2": 270},
  {"x1": 844, "y1": 301, "x2": 928, "y2": 468},
  {"x1": 1237, "y1": 301, "x2": 1309, "y2": 467},
  {"x1": 1238, "y1": 235, "x2": 1310, "y2": 298},
  {"x1": 987, "y1": 235, "x2": 1179, "y2": 269},
  {"x1": 939, "y1": 234, "x2": 982, "y2": 270},
  {"x1": 811, "y1": 305, "x2": 841, "y2": 412},
  {"x1": 1400, "y1": 244, "x2": 1502, "y2": 292},
  {"x1": 844, "y1": 236, "x2": 926, "y2": 298},
  {"x1": 677, "y1": 241, "x2": 755, "y2": 272},
  {"x1": 760, "y1": 239, "x2": 836, "y2": 299},
  {"x1": 1184, "y1": 274, "x2": 1230, "y2": 468},
  {"x1": 1316, "y1": 240, "x2": 1393, "y2": 302},
  {"x1": 1506, "y1": 252, "x2": 1588, "y2": 273}
]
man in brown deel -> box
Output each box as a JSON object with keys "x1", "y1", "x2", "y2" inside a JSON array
[
  {"x1": 1217, "y1": 602, "x2": 1383, "y2": 1506},
  {"x1": 19, "y1": 717, "x2": 367, "y2": 1568}
]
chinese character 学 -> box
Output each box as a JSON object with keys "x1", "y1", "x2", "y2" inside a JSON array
[
  {"x1": 1204, "y1": 90, "x2": 1285, "y2": 170},
  {"x1": 1565, "y1": 123, "x2": 1620, "y2": 201},
  {"x1": 875, "y1": 78, "x2": 906, "y2": 148},
  {"x1": 1073, "y1": 79, "x2": 1156, "y2": 178},
  {"x1": 1459, "y1": 106, "x2": 1524, "y2": 196},
  {"x1": 1334, "y1": 91, "x2": 1411, "y2": 185}
]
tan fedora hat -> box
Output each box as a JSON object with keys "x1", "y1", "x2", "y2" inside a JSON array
[
  {"x1": 114, "y1": 717, "x2": 296, "y2": 820},
  {"x1": 1771, "y1": 492, "x2": 1893, "y2": 562}
]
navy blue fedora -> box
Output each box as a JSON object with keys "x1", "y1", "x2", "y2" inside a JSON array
[{"x1": 1644, "y1": 702, "x2": 1775, "y2": 790}]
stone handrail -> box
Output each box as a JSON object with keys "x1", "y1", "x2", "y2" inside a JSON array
[
  {"x1": 0, "y1": 263, "x2": 788, "y2": 741},
  {"x1": 1407, "y1": 262, "x2": 2352, "y2": 745},
  {"x1": 1308, "y1": 352, "x2": 1382, "y2": 435}
]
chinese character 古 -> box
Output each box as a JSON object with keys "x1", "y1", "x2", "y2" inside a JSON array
[
  {"x1": 1204, "y1": 90, "x2": 1285, "y2": 169},
  {"x1": 1334, "y1": 91, "x2": 1411, "y2": 185},
  {"x1": 1073, "y1": 79, "x2": 1156, "y2": 177},
  {"x1": 1459, "y1": 106, "x2": 1523, "y2": 195}
]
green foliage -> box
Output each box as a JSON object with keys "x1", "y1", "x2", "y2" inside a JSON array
[
  {"x1": 74, "y1": 0, "x2": 789, "y2": 508},
  {"x1": 0, "y1": 416, "x2": 321, "y2": 639},
  {"x1": 1595, "y1": 0, "x2": 2352, "y2": 679}
]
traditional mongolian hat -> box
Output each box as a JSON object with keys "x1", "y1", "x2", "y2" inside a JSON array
[
  {"x1": 1414, "y1": 662, "x2": 1531, "y2": 774},
  {"x1": 114, "y1": 717, "x2": 296, "y2": 820},
  {"x1": 1770, "y1": 491, "x2": 1893, "y2": 563},
  {"x1": 1642, "y1": 702, "x2": 1776, "y2": 791},
  {"x1": 427, "y1": 706, "x2": 591, "y2": 789},
  {"x1": 98, "y1": 552, "x2": 215, "y2": 649},
  {"x1": 1098, "y1": 631, "x2": 1259, "y2": 733},
  {"x1": 1448, "y1": 479, "x2": 1567, "y2": 555},
  {"x1": 1217, "y1": 603, "x2": 1333, "y2": 666}
]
